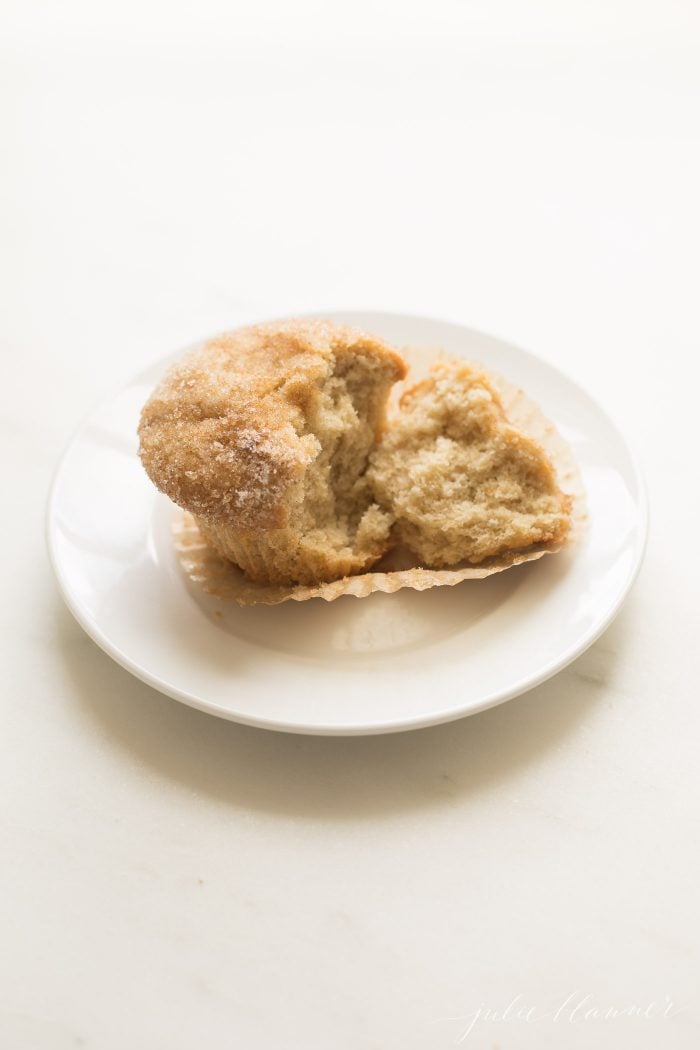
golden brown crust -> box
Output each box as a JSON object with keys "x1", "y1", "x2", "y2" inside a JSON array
[{"x1": 138, "y1": 319, "x2": 406, "y2": 530}]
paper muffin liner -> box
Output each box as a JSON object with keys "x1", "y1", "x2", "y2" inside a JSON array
[{"x1": 172, "y1": 348, "x2": 587, "y2": 606}]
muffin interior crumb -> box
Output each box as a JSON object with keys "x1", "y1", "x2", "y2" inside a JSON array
[
  {"x1": 237, "y1": 348, "x2": 396, "y2": 582},
  {"x1": 368, "y1": 359, "x2": 572, "y2": 567}
]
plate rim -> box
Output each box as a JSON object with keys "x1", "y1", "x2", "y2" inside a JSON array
[{"x1": 46, "y1": 310, "x2": 649, "y2": 736}]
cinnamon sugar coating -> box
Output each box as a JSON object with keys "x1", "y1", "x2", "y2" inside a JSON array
[{"x1": 138, "y1": 319, "x2": 407, "y2": 532}]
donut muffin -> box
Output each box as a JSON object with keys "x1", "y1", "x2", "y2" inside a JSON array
[{"x1": 138, "y1": 319, "x2": 407, "y2": 585}]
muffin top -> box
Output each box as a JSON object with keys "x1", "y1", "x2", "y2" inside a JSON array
[{"x1": 138, "y1": 319, "x2": 406, "y2": 530}]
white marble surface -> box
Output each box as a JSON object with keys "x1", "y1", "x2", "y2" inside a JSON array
[{"x1": 2, "y1": 2, "x2": 699, "y2": 1047}]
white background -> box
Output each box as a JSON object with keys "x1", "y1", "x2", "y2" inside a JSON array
[{"x1": 2, "y1": 2, "x2": 699, "y2": 1047}]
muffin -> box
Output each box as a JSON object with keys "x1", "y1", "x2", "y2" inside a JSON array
[
  {"x1": 140, "y1": 319, "x2": 574, "y2": 590},
  {"x1": 368, "y1": 358, "x2": 572, "y2": 566},
  {"x1": 138, "y1": 319, "x2": 407, "y2": 585}
]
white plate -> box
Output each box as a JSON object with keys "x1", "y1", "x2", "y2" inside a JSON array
[{"x1": 47, "y1": 312, "x2": 647, "y2": 735}]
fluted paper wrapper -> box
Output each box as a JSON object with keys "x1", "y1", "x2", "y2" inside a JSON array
[{"x1": 173, "y1": 348, "x2": 586, "y2": 605}]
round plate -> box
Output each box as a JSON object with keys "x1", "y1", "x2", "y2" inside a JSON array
[{"x1": 47, "y1": 312, "x2": 647, "y2": 735}]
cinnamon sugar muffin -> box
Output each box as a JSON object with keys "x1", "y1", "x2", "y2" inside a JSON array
[
  {"x1": 138, "y1": 319, "x2": 407, "y2": 585},
  {"x1": 139, "y1": 319, "x2": 574, "y2": 589}
]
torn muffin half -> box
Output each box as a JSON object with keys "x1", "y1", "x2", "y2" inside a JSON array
[
  {"x1": 138, "y1": 319, "x2": 407, "y2": 585},
  {"x1": 368, "y1": 358, "x2": 572, "y2": 567}
]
